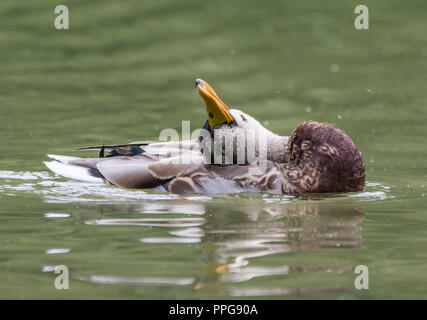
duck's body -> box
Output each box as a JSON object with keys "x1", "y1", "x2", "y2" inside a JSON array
[
  {"x1": 45, "y1": 79, "x2": 365, "y2": 195},
  {"x1": 45, "y1": 121, "x2": 365, "y2": 195}
]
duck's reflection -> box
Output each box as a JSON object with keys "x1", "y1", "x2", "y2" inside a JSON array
[
  {"x1": 83, "y1": 198, "x2": 365, "y2": 295},
  {"x1": 194, "y1": 200, "x2": 364, "y2": 290}
]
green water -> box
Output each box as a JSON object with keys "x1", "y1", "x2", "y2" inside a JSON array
[{"x1": 0, "y1": 0, "x2": 426, "y2": 299}]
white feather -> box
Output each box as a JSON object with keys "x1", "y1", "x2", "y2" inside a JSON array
[
  {"x1": 44, "y1": 160, "x2": 103, "y2": 183},
  {"x1": 46, "y1": 154, "x2": 81, "y2": 164}
]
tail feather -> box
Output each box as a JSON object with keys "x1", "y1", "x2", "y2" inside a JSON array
[
  {"x1": 44, "y1": 155, "x2": 104, "y2": 183},
  {"x1": 47, "y1": 154, "x2": 81, "y2": 164}
]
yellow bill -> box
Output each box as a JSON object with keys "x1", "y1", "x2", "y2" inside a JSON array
[{"x1": 196, "y1": 79, "x2": 234, "y2": 130}]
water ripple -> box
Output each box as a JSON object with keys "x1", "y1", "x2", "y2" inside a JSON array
[
  {"x1": 0, "y1": 171, "x2": 395, "y2": 204},
  {"x1": 85, "y1": 217, "x2": 206, "y2": 227},
  {"x1": 77, "y1": 275, "x2": 194, "y2": 286}
]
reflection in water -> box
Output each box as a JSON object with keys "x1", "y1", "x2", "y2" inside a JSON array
[
  {"x1": 85, "y1": 217, "x2": 205, "y2": 228},
  {"x1": 227, "y1": 286, "x2": 352, "y2": 297},
  {"x1": 81, "y1": 198, "x2": 365, "y2": 296},
  {"x1": 136, "y1": 203, "x2": 205, "y2": 215},
  {"x1": 77, "y1": 275, "x2": 195, "y2": 286},
  {"x1": 195, "y1": 201, "x2": 364, "y2": 293},
  {"x1": 140, "y1": 237, "x2": 200, "y2": 244},
  {"x1": 46, "y1": 248, "x2": 70, "y2": 254},
  {"x1": 0, "y1": 170, "x2": 372, "y2": 296},
  {"x1": 44, "y1": 212, "x2": 71, "y2": 218}
]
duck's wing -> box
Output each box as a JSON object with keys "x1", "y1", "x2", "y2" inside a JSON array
[
  {"x1": 72, "y1": 152, "x2": 272, "y2": 194},
  {"x1": 46, "y1": 152, "x2": 294, "y2": 195},
  {"x1": 96, "y1": 152, "x2": 205, "y2": 189},
  {"x1": 138, "y1": 140, "x2": 200, "y2": 158},
  {"x1": 45, "y1": 149, "x2": 205, "y2": 189},
  {"x1": 75, "y1": 139, "x2": 200, "y2": 158}
]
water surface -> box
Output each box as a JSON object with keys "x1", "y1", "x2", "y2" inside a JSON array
[{"x1": 0, "y1": 0, "x2": 426, "y2": 299}]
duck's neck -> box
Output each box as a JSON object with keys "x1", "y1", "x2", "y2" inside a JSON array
[{"x1": 265, "y1": 131, "x2": 289, "y2": 163}]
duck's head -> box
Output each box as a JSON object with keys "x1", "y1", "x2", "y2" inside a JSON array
[
  {"x1": 286, "y1": 121, "x2": 365, "y2": 193},
  {"x1": 196, "y1": 79, "x2": 288, "y2": 164},
  {"x1": 196, "y1": 79, "x2": 271, "y2": 133}
]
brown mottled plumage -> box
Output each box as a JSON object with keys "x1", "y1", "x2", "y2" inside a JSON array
[{"x1": 282, "y1": 121, "x2": 365, "y2": 193}]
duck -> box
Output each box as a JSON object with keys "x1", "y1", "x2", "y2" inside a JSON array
[{"x1": 44, "y1": 81, "x2": 365, "y2": 195}]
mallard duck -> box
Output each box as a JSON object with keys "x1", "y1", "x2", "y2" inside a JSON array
[{"x1": 45, "y1": 80, "x2": 365, "y2": 195}]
